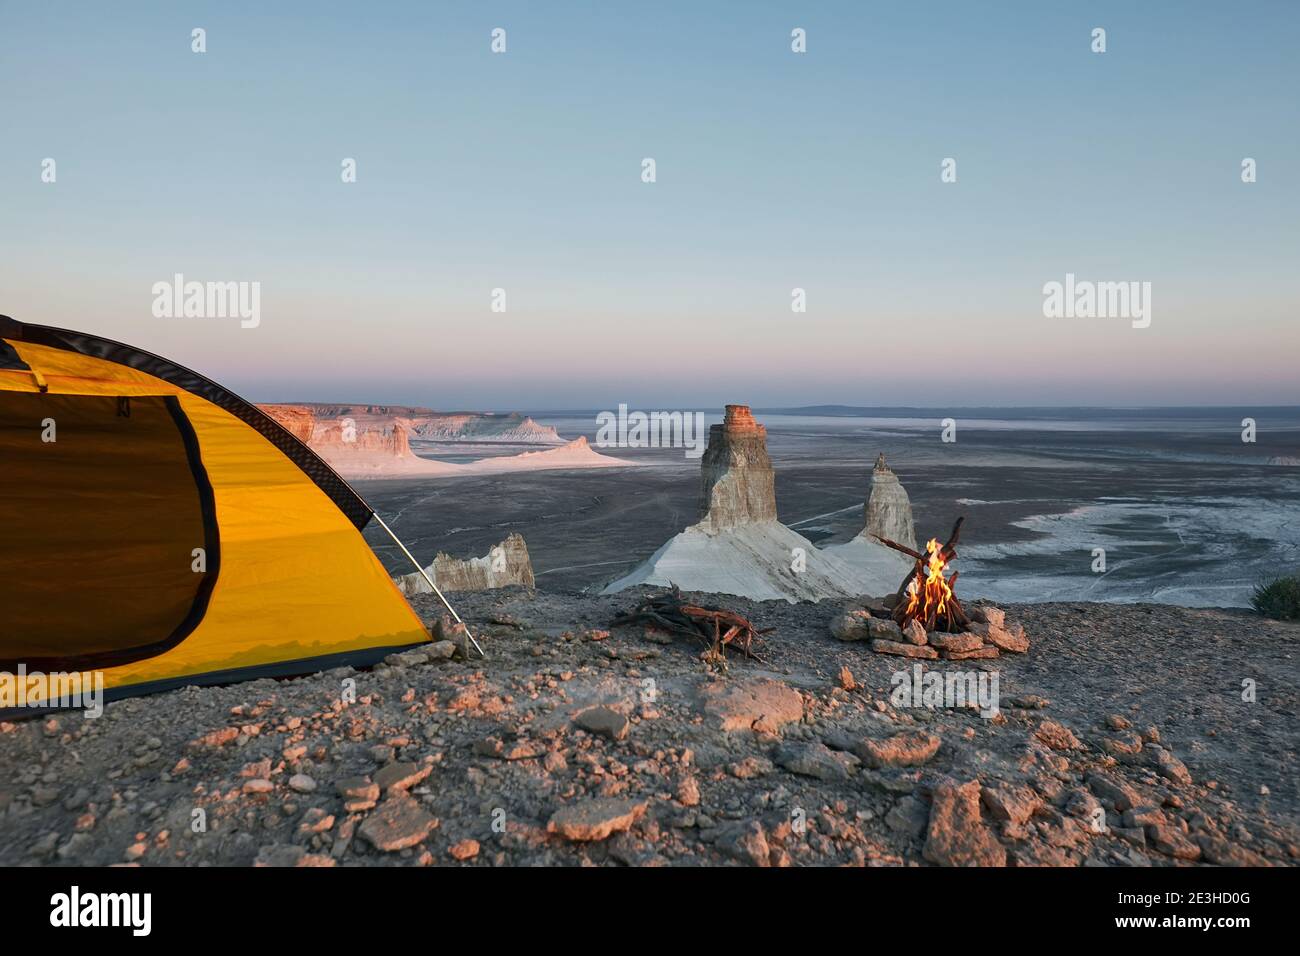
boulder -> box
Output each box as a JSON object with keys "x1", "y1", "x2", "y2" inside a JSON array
[
  {"x1": 695, "y1": 678, "x2": 804, "y2": 732},
  {"x1": 358, "y1": 798, "x2": 437, "y2": 852},
  {"x1": 547, "y1": 799, "x2": 647, "y2": 842},
  {"x1": 923, "y1": 779, "x2": 1007, "y2": 867},
  {"x1": 829, "y1": 610, "x2": 872, "y2": 641},
  {"x1": 854, "y1": 731, "x2": 941, "y2": 769}
]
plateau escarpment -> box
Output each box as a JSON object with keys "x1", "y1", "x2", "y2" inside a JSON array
[
  {"x1": 267, "y1": 405, "x2": 563, "y2": 444},
  {"x1": 258, "y1": 405, "x2": 628, "y2": 479}
]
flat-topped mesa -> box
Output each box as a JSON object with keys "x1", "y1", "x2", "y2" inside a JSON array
[
  {"x1": 695, "y1": 405, "x2": 778, "y2": 533},
  {"x1": 863, "y1": 452, "x2": 918, "y2": 551}
]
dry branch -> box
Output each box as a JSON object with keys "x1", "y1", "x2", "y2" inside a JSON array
[{"x1": 611, "y1": 587, "x2": 770, "y2": 662}]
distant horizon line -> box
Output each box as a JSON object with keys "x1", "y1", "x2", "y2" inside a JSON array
[{"x1": 256, "y1": 400, "x2": 1300, "y2": 416}]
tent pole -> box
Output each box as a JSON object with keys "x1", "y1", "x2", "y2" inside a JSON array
[{"x1": 370, "y1": 513, "x2": 486, "y2": 659}]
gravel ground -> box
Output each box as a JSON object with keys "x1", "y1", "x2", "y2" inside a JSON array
[{"x1": 2, "y1": 588, "x2": 1296, "y2": 867}]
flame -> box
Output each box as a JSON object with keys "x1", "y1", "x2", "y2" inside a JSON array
[{"x1": 903, "y1": 538, "x2": 954, "y2": 626}]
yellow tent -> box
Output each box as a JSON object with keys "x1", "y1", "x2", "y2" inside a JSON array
[{"x1": 0, "y1": 316, "x2": 433, "y2": 710}]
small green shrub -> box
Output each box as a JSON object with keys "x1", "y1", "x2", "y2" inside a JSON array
[{"x1": 1251, "y1": 574, "x2": 1300, "y2": 621}]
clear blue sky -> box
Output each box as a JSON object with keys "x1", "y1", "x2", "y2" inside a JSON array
[{"x1": 2, "y1": 1, "x2": 1297, "y2": 409}]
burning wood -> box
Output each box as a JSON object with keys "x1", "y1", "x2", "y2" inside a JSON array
[
  {"x1": 612, "y1": 588, "x2": 770, "y2": 662},
  {"x1": 875, "y1": 517, "x2": 970, "y2": 633}
]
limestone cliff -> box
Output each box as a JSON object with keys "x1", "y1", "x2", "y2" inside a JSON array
[
  {"x1": 263, "y1": 404, "x2": 562, "y2": 444},
  {"x1": 394, "y1": 533, "x2": 535, "y2": 596},
  {"x1": 261, "y1": 404, "x2": 316, "y2": 443},
  {"x1": 863, "y1": 453, "x2": 917, "y2": 551},
  {"x1": 695, "y1": 405, "x2": 777, "y2": 533}
]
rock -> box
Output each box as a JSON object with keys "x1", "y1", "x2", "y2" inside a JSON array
[
  {"x1": 928, "y1": 632, "x2": 984, "y2": 653},
  {"x1": 1087, "y1": 772, "x2": 1141, "y2": 812},
  {"x1": 971, "y1": 605, "x2": 1006, "y2": 629},
  {"x1": 394, "y1": 532, "x2": 535, "y2": 596},
  {"x1": 714, "y1": 820, "x2": 770, "y2": 867},
  {"x1": 298, "y1": 808, "x2": 335, "y2": 834},
  {"x1": 728, "y1": 756, "x2": 774, "y2": 779},
  {"x1": 870, "y1": 640, "x2": 938, "y2": 659},
  {"x1": 1008, "y1": 695, "x2": 1050, "y2": 709},
  {"x1": 1100, "y1": 733, "x2": 1144, "y2": 760},
  {"x1": 695, "y1": 405, "x2": 777, "y2": 532},
  {"x1": 1105, "y1": 714, "x2": 1132, "y2": 731},
  {"x1": 1151, "y1": 746, "x2": 1192, "y2": 786},
  {"x1": 1064, "y1": 788, "x2": 1104, "y2": 823},
  {"x1": 1123, "y1": 805, "x2": 1167, "y2": 829},
  {"x1": 1114, "y1": 826, "x2": 1146, "y2": 849},
  {"x1": 287, "y1": 774, "x2": 317, "y2": 794},
  {"x1": 56, "y1": 832, "x2": 92, "y2": 861},
  {"x1": 923, "y1": 779, "x2": 1007, "y2": 867},
  {"x1": 543, "y1": 751, "x2": 567, "y2": 774},
  {"x1": 547, "y1": 799, "x2": 648, "y2": 842},
  {"x1": 901, "y1": 619, "x2": 928, "y2": 646},
  {"x1": 1034, "y1": 720, "x2": 1081, "y2": 751},
  {"x1": 574, "y1": 706, "x2": 630, "y2": 741},
  {"x1": 426, "y1": 641, "x2": 457, "y2": 660},
  {"x1": 981, "y1": 783, "x2": 1042, "y2": 827},
  {"x1": 374, "y1": 762, "x2": 432, "y2": 793},
  {"x1": 385, "y1": 648, "x2": 428, "y2": 668},
  {"x1": 254, "y1": 844, "x2": 308, "y2": 867},
  {"x1": 774, "y1": 741, "x2": 850, "y2": 782},
  {"x1": 829, "y1": 610, "x2": 872, "y2": 642},
  {"x1": 837, "y1": 665, "x2": 857, "y2": 691},
  {"x1": 676, "y1": 777, "x2": 701, "y2": 807},
  {"x1": 474, "y1": 736, "x2": 543, "y2": 760},
  {"x1": 979, "y1": 622, "x2": 1029, "y2": 654},
  {"x1": 867, "y1": 618, "x2": 903, "y2": 641},
  {"x1": 696, "y1": 678, "x2": 803, "y2": 732},
  {"x1": 1196, "y1": 835, "x2": 1267, "y2": 867},
  {"x1": 242, "y1": 779, "x2": 273, "y2": 795},
  {"x1": 942, "y1": 646, "x2": 999, "y2": 661},
  {"x1": 864, "y1": 453, "x2": 917, "y2": 552},
  {"x1": 448, "y1": 839, "x2": 480, "y2": 861},
  {"x1": 1146, "y1": 824, "x2": 1201, "y2": 861},
  {"x1": 358, "y1": 797, "x2": 437, "y2": 852},
  {"x1": 854, "y1": 731, "x2": 941, "y2": 769},
  {"x1": 885, "y1": 795, "x2": 930, "y2": 838},
  {"x1": 337, "y1": 777, "x2": 379, "y2": 811}
]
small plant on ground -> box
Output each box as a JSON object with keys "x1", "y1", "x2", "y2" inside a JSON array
[{"x1": 1251, "y1": 574, "x2": 1300, "y2": 621}]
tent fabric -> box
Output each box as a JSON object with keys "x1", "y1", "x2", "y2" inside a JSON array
[{"x1": 0, "y1": 316, "x2": 430, "y2": 707}]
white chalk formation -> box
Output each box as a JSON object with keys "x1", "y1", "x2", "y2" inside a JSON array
[{"x1": 606, "y1": 408, "x2": 915, "y2": 603}]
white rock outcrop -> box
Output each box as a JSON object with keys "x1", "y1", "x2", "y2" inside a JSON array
[
  {"x1": 695, "y1": 405, "x2": 777, "y2": 532},
  {"x1": 395, "y1": 532, "x2": 535, "y2": 595},
  {"x1": 605, "y1": 407, "x2": 908, "y2": 602},
  {"x1": 864, "y1": 453, "x2": 917, "y2": 551}
]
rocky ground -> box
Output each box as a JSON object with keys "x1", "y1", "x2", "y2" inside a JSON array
[{"x1": 2, "y1": 588, "x2": 1297, "y2": 867}]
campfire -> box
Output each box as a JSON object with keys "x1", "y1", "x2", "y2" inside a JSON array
[
  {"x1": 876, "y1": 517, "x2": 970, "y2": 633},
  {"x1": 824, "y1": 514, "x2": 1032, "y2": 660}
]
